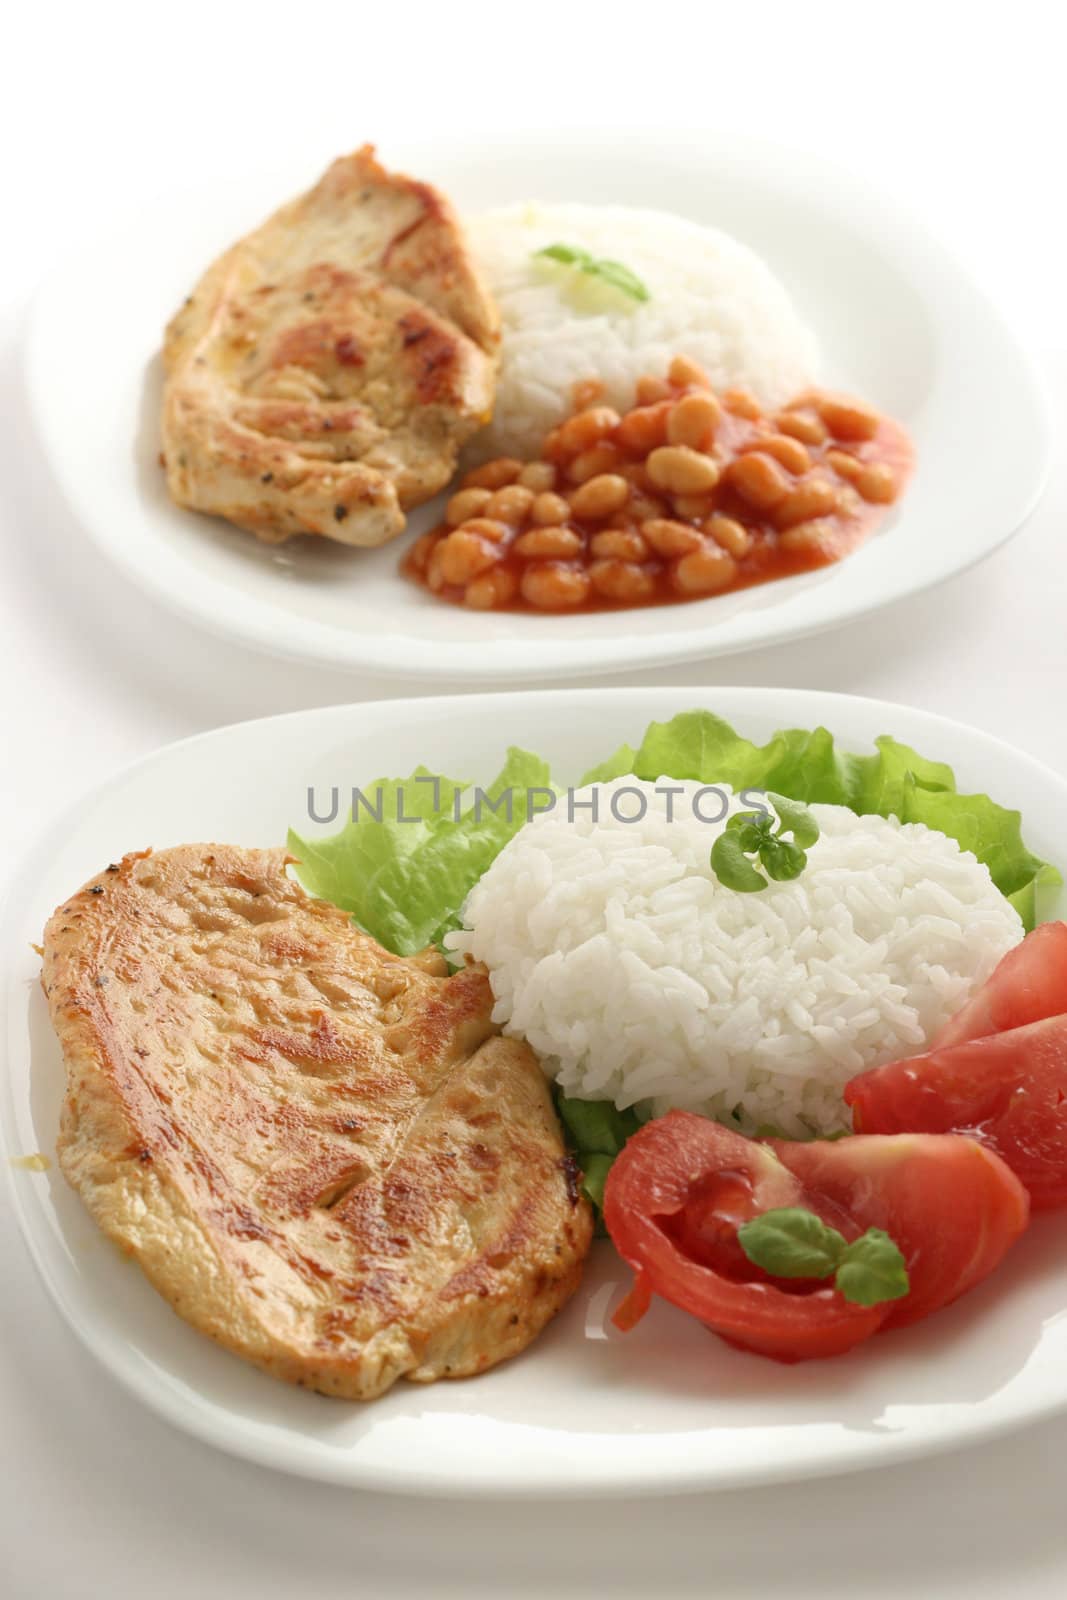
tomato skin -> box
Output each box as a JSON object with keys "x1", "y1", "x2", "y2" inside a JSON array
[
  {"x1": 933, "y1": 923, "x2": 1067, "y2": 1049},
  {"x1": 847, "y1": 1015, "x2": 1067, "y2": 1209},
  {"x1": 605, "y1": 1112, "x2": 1029, "y2": 1362},
  {"x1": 603, "y1": 1111, "x2": 888, "y2": 1363},
  {"x1": 771, "y1": 1133, "x2": 1029, "y2": 1326}
]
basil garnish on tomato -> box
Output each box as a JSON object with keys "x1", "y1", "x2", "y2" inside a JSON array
[{"x1": 737, "y1": 1207, "x2": 910, "y2": 1307}]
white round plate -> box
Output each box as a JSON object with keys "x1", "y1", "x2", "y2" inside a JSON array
[
  {"x1": 4, "y1": 686, "x2": 1067, "y2": 1497},
  {"x1": 24, "y1": 133, "x2": 1049, "y2": 682}
]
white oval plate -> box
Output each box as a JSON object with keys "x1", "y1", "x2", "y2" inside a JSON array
[
  {"x1": 4, "y1": 686, "x2": 1067, "y2": 1497},
  {"x1": 24, "y1": 133, "x2": 1049, "y2": 683}
]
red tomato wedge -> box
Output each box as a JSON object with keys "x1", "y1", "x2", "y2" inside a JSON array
[
  {"x1": 770, "y1": 1133, "x2": 1029, "y2": 1325},
  {"x1": 604, "y1": 1112, "x2": 1029, "y2": 1361},
  {"x1": 933, "y1": 923, "x2": 1067, "y2": 1048},
  {"x1": 603, "y1": 1112, "x2": 886, "y2": 1362},
  {"x1": 847, "y1": 1013, "x2": 1067, "y2": 1209}
]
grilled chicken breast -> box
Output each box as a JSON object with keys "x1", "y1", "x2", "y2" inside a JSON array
[
  {"x1": 41, "y1": 846, "x2": 590, "y2": 1399},
  {"x1": 162, "y1": 147, "x2": 499, "y2": 547}
]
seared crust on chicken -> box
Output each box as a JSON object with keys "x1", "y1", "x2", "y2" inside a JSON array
[
  {"x1": 162, "y1": 146, "x2": 499, "y2": 546},
  {"x1": 41, "y1": 846, "x2": 590, "y2": 1399}
]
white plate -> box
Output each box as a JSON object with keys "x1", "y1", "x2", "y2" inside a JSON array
[
  {"x1": 24, "y1": 132, "x2": 1050, "y2": 682},
  {"x1": 4, "y1": 685, "x2": 1067, "y2": 1497}
]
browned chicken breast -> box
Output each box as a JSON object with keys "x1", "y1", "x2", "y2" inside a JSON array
[
  {"x1": 162, "y1": 147, "x2": 499, "y2": 546},
  {"x1": 42, "y1": 846, "x2": 590, "y2": 1399}
]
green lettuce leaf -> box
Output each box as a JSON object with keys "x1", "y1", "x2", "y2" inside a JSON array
[
  {"x1": 630, "y1": 711, "x2": 781, "y2": 788},
  {"x1": 555, "y1": 1093, "x2": 644, "y2": 1218},
  {"x1": 557, "y1": 1094, "x2": 641, "y2": 1157},
  {"x1": 287, "y1": 747, "x2": 549, "y2": 956},
  {"x1": 289, "y1": 713, "x2": 1056, "y2": 960},
  {"x1": 579, "y1": 710, "x2": 1056, "y2": 930},
  {"x1": 575, "y1": 1153, "x2": 615, "y2": 1212},
  {"x1": 848, "y1": 736, "x2": 955, "y2": 817},
  {"x1": 579, "y1": 743, "x2": 638, "y2": 787},
  {"x1": 287, "y1": 706, "x2": 1058, "y2": 1217},
  {"x1": 898, "y1": 778, "x2": 1050, "y2": 899}
]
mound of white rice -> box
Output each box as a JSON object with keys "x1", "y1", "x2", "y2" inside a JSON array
[
  {"x1": 445, "y1": 781, "x2": 1023, "y2": 1137},
  {"x1": 466, "y1": 203, "x2": 819, "y2": 460}
]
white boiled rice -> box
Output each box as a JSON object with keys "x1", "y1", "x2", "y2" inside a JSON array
[
  {"x1": 466, "y1": 203, "x2": 819, "y2": 460},
  {"x1": 444, "y1": 781, "x2": 1023, "y2": 1137}
]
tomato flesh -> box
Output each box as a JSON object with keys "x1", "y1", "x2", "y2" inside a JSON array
[
  {"x1": 605, "y1": 1113, "x2": 886, "y2": 1363},
  {"x1": 933, "y1": 923, "x2": 1067, "y2": 1049},
  {"x1": 604, "y1": 1111, "x2": 1029, "y2": 1362},
  {"x1": 847, "y1": 1014, "x2": 1067, "y2": 1209},
  {"x1": 771, "y1": 1133, "x2": 1029, "y2": 1325}
]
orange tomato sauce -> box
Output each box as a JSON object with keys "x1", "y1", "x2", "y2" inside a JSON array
[{"x1": 403, "y1": 360, "x2": 913, "y2": 614}]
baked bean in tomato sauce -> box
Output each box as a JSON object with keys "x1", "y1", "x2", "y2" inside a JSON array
[{"x1": 403, "y1": 357, "x2": 913, "y2": 613}]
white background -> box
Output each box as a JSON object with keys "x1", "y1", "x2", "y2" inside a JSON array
[{"x1": 3, "y1": 2, "x2": 1065, "y2": 1595}]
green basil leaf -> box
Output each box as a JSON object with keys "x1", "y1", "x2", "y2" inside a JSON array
[
  {"x1": 589, "y1": 258, "x2": 651, "y2": 302},
  {"x1": 710, "y1": 830, "x2": 768, "y2": 893},
  {"x1": 737, "y1": 1208, "x2": 847, "y2": 1278},
  {"x1": 834, "y1": 1229, "x2": 910, "y2": 1306},
  {"x1": 534, "y1": 244, "x2": 650, "y2": 304},
  {"x1": 726, "y1": 813, "x2": 770, "y2": 853},
  {"x1": 767, "y1": 792, "x2": 820, "y2": 850},
  {"x1": 760, "y1": 837, "x2": 808, "y2": 882},
  {"x1": 536, "y1": 242, "x2": 595, "y2": 268},
  {"x1": 618, "y1": 708, "x2": 1053, "y2": 922},
  {"x1": 290, "y1": 709, "x2": 1054, "y2": 983}
]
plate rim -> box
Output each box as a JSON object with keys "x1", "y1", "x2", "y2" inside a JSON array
[
  {"x1": 21, "y1": 128, "x2": 1053, "y2": 682},
  {"x1": 5, "y1": 683, "x2": 1067, "y2": 1497}
]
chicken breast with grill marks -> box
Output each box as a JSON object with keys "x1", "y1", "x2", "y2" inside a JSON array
[
  {"x1": 162, "y1": 146, "x2": 499, "y2": 547},
  {"x1": 41, "y1": 845, "x2": 590, "y2": 1399}
]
